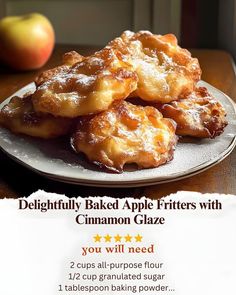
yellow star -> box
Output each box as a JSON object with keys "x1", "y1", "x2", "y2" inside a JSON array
[
  {"x1": 114, "y1": 234, "x2": 122, "y2": 242},
  {"x1": 104, "y1": 234, "x2": 112, "y2": 242},
  {"x1": 125, "y1": 234, "x2": 132, "y2": 242},
  {"x1": 93, "y1": 234, "x2": 102, "y2": 242},
  {"x1": 135, "y1": 234, "x2": 143, "y2": 242}
]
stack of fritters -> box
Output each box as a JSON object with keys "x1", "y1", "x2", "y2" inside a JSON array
[{"x1": 0, "y1": 31, "x2": 227, "y2": 172}]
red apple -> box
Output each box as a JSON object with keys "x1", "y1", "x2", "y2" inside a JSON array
[{"x1": 0, "y1": 13, "x2": 55, "y2": 70}]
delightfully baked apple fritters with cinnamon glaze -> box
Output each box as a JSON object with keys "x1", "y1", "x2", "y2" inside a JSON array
[
  {"x1": 108, "y1": 30, "x2": 201, "y2": 103},
  {"x1": 71, "y1": 101, "x2": 177, "y2": 172},
  {"x1": 32, "y1": 47, "x2": 138, "y2": 118},
  {"x1": 0, "y1": 94, "x2": 72, "y2": 138},
  {"x1": 158, "y1": 87, "x2": 227, "y2": 138},
  {"x1": 0, "y1": 30, "x2": 229, "y2": 173}
]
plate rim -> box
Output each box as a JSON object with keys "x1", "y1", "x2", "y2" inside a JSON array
[
  {"x1": 0, "y1": 81, "x2": 236, "y2": 187},
  {"x1": 1, "y1": 137, "x2": 234, "y2": 188}
]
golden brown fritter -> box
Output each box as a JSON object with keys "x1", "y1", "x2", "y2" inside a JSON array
[
  {"x1": 32, "y1": 47, "x2": 138, "y2": 118},
  {"x1": 62, "y1": 50, "x2": 85, "y2": 66},
  {"x1": 108, "y1": 30, "x2": 201, "y2": 103},
  {"x1": 35, "y1": 51, "x2": 84, "y2": 86},
  {"x1": 158, "y1": 87, "x2": 227, "y2": 138},
  {"x1": 0, "y1": 95, "x2": 72, "y2": 139},
  {"x1": 71, "y1": 101, "x2": 177, "y2": 172}
]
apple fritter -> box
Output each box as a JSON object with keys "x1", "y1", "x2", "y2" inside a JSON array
[
  {"x1": 0, "y1": 95, "x2": 72, "y2": 139},
  {"x1": 62, "y1": 50, "x2": 85, "y2": 66},
  {"x1": 35, "y1": 51, "x2": 84, "y2": 86},
  {"x1": 108, "y1": 30, "x2": 201, "y2": 103},
  {"x1": 158, "y1": 87, "x2": 227, "y2": 138},
  {"x1": 32, "y1": 47, "x2": 138, "y2": 118},
  {"x1": 71, "y1": 101, "x2": 177, "y2": 172}
]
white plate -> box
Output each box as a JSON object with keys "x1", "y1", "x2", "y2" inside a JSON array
[{"x1": 0, "y1": 81, "x2": 236, "y2": 187}]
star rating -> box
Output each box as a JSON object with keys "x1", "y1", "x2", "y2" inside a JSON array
[
  {"x1": 114, "y1": 234, "x2": 122, "y2": 242},
  {"x1": 135, "y1": 234, "x2": 143, "y2": 242},
  {"x1": 93, "y1": 234, "x2": 143, "y2": 243},
  {"x1": 104, "y1": 234, "x2": 112, "y2": 242},
  {"x1": 94, "y1": 234, "x2": 102, "y2": 242},
  {"x1": 125, "y1": 234, "x2": 132, "y2": 242}
]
